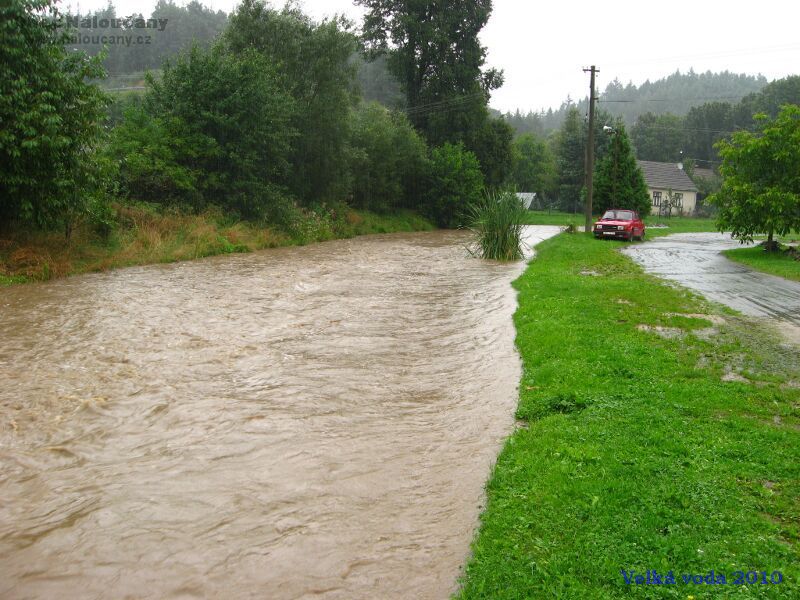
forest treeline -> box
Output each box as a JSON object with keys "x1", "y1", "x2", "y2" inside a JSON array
[
  {"x1": 506, "y1": 74, "x2": 800, "y2": 213},
  {"x1": 503, "y1": 70, "x2": 769, "y2": 135},
  {"x1": 2, "y1": 0, "x2": 515, "y2": 246},
  {"x1": 63, "y1": 0, "x2": 403, "y2": 106},
  {"x1": 3, "y1": 0, "x2": 799, "y2": 250},
  {"x1": 64, "y1": 0, "x2": 228, "y2": 85}
]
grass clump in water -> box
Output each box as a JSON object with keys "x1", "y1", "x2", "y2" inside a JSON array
[{"x1": 468, "y1": 190, "x2": 528, "y2": 261}]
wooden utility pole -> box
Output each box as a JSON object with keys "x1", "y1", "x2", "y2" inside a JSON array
[{"x1": 583, "y1": 65, "x2": 599, "y2": 233}]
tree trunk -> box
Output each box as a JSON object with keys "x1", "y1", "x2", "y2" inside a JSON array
[{"x1": 765, "y1": 228, "x2": 778, "y2": 252}]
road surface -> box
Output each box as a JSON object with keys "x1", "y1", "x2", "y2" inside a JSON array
[{"x1": 623, "y1": 232, "x2": 800, "y2": 327}]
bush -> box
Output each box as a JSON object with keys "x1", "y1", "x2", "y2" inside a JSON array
[
  {"x1": 108, "y1": 105, "x2": 203, "y2": 206},
  {"x1": 348, "y1": 103, "x2": 429, "y2": 213},
  {"x1": 109, "y1": 43, "x2": 296, "y2": 220},
  {"x1": 224, "y1": 1, "x2": 357, "y2": 205},
  {"x1": 426, "y1": 143, "x2": 484, "y2": 228},
  {"x1": 0, "y1": 0, "x2": 109, "y2": 231},
  {"x1": 467, "y1": 190, "x2": 527, "y2": 260}
]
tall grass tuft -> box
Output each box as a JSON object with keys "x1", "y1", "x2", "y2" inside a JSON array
[{"x1": 467, "y1": 190, "x2": 528, "y2": 260}]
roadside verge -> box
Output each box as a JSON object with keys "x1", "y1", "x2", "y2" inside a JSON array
[
  {"x1": 723, "y1": 246, "x2": 800, "y2": 283},
  {"x1": 457, "y1": 233, "x2": 799, "y2": 599}
]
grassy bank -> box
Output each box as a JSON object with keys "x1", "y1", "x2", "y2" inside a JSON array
[
  {"x1": 724, "y1": 246, "x2": 800, "y2": 282},
  {"x1": 458, "y1": 233, "x2": 799, "y2": 599},
  {"x1": 0, "y1": 204, "x2": 434, "y2": 285},
  {"x1": 522, "y1": 210, "x2": 718, "y2": 238}
]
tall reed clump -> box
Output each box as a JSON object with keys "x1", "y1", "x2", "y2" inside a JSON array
[{"x1": 467, "y1": 190, "x2": 528, "y2": 260}]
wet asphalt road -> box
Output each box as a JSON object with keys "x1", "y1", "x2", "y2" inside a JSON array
[{"x1": 623, "y1": 232, "x2": 800, "y2": 326}]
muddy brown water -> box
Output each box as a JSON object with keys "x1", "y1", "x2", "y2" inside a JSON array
[{"x1": 0, "y1": 227, "x2": 559, "y2": 599}]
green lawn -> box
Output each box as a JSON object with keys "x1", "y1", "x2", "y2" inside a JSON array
[
  {"x1": 521, "y1": 210, "x2": 587, "y2": 227},
  {"x1": 724, "y1": 246, "x2": 800, "y2": 282},
  {"x1": 457, "y1": 233, "x2": 799, "y2": 599},
  {"x1": 522, "y1": 210, "x2": 718, "y2": 238}
]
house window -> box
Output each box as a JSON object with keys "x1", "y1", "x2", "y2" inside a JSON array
[
  {"x1": 652, "y1": 191, "x2": 661, "y2": 206},
  {"x1": 674, "y1": 193, "x2": 683, "y2": 208}
]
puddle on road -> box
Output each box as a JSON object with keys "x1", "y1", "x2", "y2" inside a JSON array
[
  {"x1": 624, "y1": 233, "x2": 800, "y2": 341},
  {"x1": 0, "y1": 227, "x2": 559, "y2": 599}
]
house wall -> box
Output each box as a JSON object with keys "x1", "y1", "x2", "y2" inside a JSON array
[{"x1": 648, "y1": 187, "x2": 697, "y2": 216}]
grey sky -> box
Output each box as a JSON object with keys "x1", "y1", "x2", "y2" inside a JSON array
[{"x1": 70, "y1": 0, "x2": 800, "y2": 113}]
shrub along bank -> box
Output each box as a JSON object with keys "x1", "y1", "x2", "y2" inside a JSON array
[
  {"x1": 0, "y1": 204, "x2": 433, "y2": 285},
  {"x1": 2, "y1": 0, "x2": 500, "y2": 287},
  {"x1": 457, "y1": 233, "x2": 799, "y2": 599}
]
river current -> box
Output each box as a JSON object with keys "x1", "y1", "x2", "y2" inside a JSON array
[{"x1": 0, "y1": 227, "x2": 558, "y2": 599}]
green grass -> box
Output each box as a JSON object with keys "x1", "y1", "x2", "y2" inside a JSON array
[
  {"x1": 521, "y1": 210, "x2": 585, "y2": 226},
  {"x1": 723, "y1": 246, "x2": 800, "y2": 282},
  {"x1": 644, "y1": 215, "x2": 719, "y2": 238},
  {"x1": 522, "y1": 210, "x2": 718, "y2": 239},
  {"x1": 457, "y1": 234, "x2": 799, "y2": 599}
]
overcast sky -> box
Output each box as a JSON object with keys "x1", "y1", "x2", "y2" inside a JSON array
[{"x1": 68, "y1": 0, "x2": 800, "y2": 113}]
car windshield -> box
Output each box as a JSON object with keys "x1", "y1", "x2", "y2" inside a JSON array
[{"x1": 601, "y1": 210, "x2": 634, "y2": 221}]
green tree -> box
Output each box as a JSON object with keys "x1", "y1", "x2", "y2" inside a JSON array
[
  {"x1": 503, "y1": 109, "x2": 545, "y2": 137},
  {"x1": 683, "y1": 101, "x2": 734, "y2": 164},
  {"x1": 426, "y1": 143, "x2": 484, "y2": 228},
  {"x1": 711, "y1": 105, "x2": 800, "y2": 249},
  {"x1": 510, "y1": 133, "x2": 556, "y2": 200},
  {"x1": 593, "y1": 121, "x2": 650, "y2": 216},
  {"x1": 110, "y1": 43, "x2": 296, "y2": 219},
  {"x1": 735, "y1": 75, "x2": 800, "y2": 124},
  {"x1": 1, "y1": 0, "x2": 109, "y2": 233},
  {"x1": 552, "y1": 107, "x2": 613, "y2": 212},
  {"x1": 357, "y1": 0, "x2": 503, "y2": 149},
  {"x1": 348, "y1": 103, "x2": 429, "y2": 213},
  {"x1": 631, "y1": 112, "x2": 686, "y2": 162},
  {"x1": 553, "y1": 108, "x2": 586, "y2": 212},
  {"x1": 468, "y1": 117, "x2": 514, "y2": 188},
  {"x1": 224, "y1": 0, "x2": 358, "y2": 204},
  {"x1": 108, "y1": 104, "x2": 203, "y2": 204}
]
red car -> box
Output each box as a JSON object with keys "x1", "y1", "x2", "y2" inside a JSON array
[{"x1": 593, "y1": 209, "x2": 646, "y2": 241}]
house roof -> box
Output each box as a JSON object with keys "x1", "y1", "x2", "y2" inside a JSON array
[
  {"x1": 637, "y1": 160, "x2": 698, "y2": 192},
  {"x1": 692, "y1": 167, "x2": 718, "y2": 181}
]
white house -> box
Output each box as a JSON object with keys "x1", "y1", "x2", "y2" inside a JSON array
[
  {"x1": 515, "y1": 192, "x2": 536, "y2": 210},
  {"x1": 637, "y1": 160, "x2": 699, "y2": 216}
]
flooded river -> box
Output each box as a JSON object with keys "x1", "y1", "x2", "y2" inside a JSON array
[{"x1": 0, "y1": 227, "x2": 558, "y2": 599}]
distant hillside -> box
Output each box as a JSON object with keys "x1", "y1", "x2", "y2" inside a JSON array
[
  {"x1": 64, "y1": 1, "x2": 229, "y2": 87},
  {"x1": 66, "y1": 1, "x2": 402, "y2": 109},
  {"x1": 503, "y1": 70, "x2": 770, "y2": 135}
]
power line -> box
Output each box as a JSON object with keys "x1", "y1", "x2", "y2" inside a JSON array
[
  {"x1": 600, "y1": 95, "x2": 748, "y2": 103},
  {"x1": 401, "y1": 91, "x2": 486, "y2": 116},
  {"x1": 630, "y1": 123, "x2": 749, "y2": 136}
]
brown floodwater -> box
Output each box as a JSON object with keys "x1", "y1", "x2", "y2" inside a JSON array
[{"x1": 0, "y1": 227, "x2": 558, "y2": 599}]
